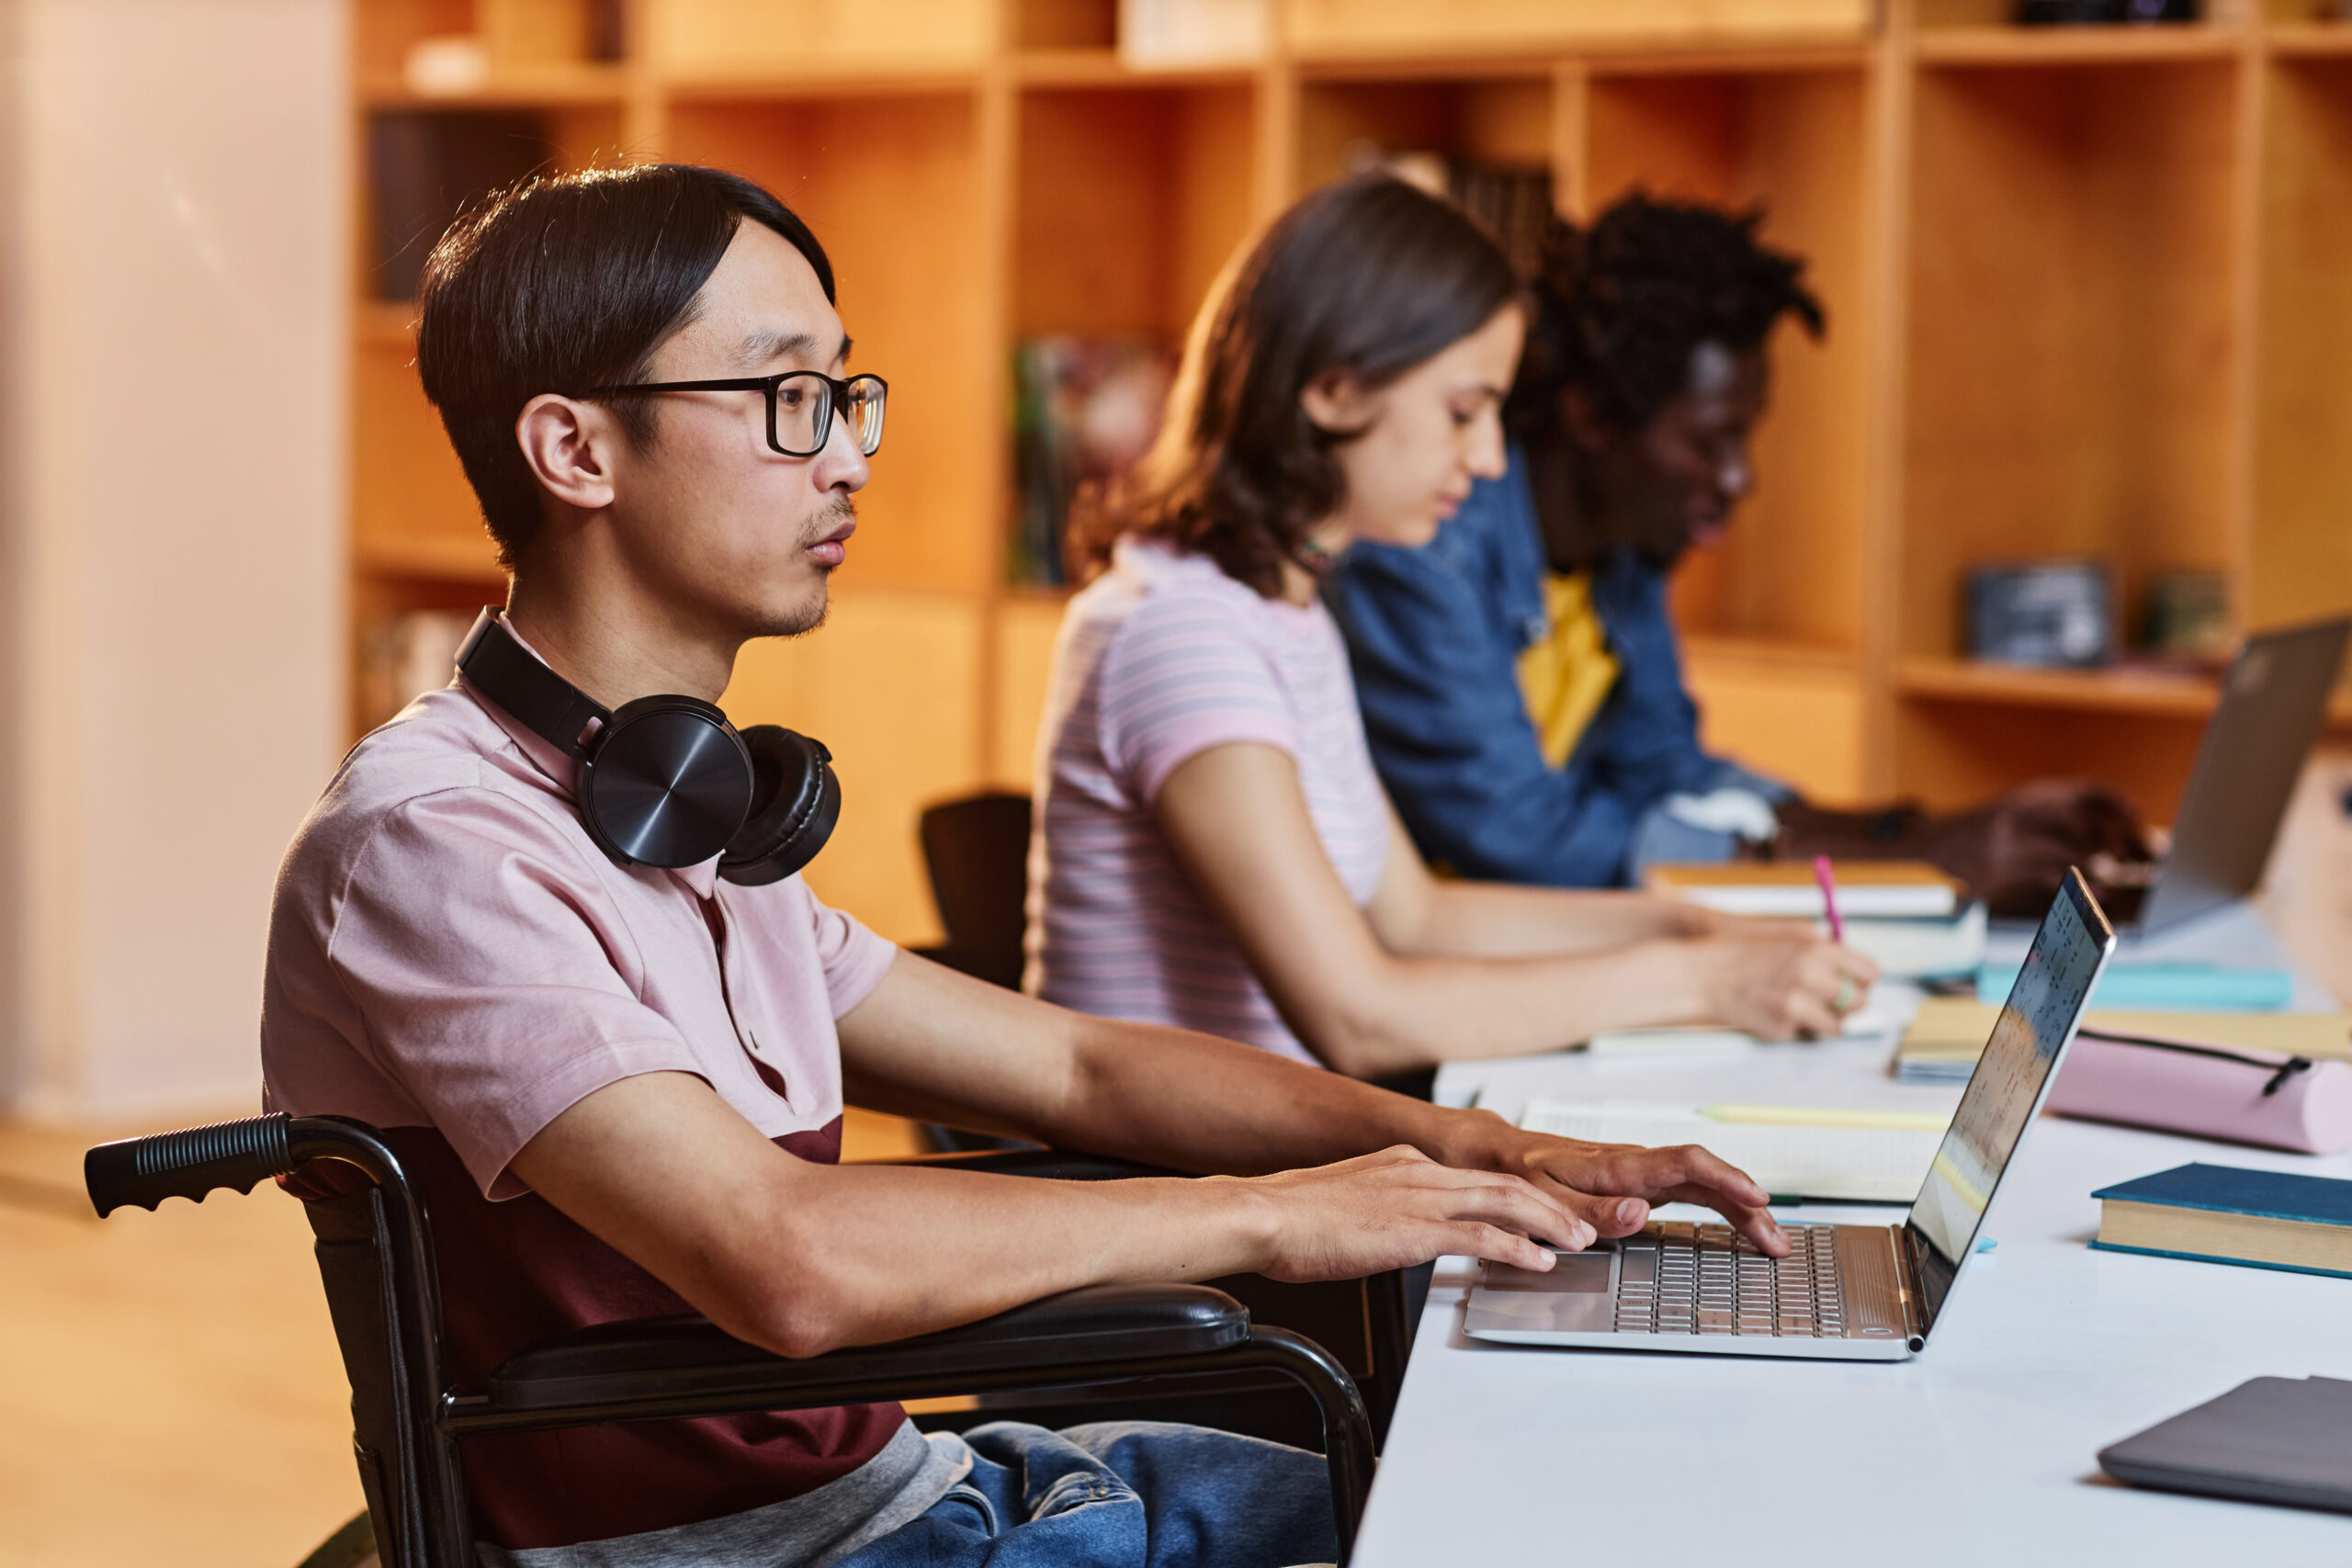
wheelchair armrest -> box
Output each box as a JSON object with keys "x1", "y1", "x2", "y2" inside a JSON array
[{"x1": 488, "y1": 1282, "x2": 1248, "y2": 1412}]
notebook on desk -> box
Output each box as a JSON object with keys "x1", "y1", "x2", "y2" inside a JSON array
[
  {"x1": 1466, "y1": 869, "x2": 2116, "y2": 1361},
  {"x1": 1520, "y1": 1103, "x2": 1944, "y2": 1203}
]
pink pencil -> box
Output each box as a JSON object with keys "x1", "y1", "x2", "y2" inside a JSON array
[{"x1": 1813, "y1": 855, "x2": 1844, "y2": 942}]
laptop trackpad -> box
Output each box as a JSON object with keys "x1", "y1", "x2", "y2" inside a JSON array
[{"x1": 1470, "y1": 1248, "x2": 1616, "y2": 1334}]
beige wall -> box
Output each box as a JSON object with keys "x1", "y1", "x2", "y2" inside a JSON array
[{"x1": 0, "y1": 0, "x2": 346, "y2": 1116}]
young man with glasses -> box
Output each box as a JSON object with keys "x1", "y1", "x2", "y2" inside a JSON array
[{"x1": 261, "y1": 164, "x2": 1783, "y2": 1567}]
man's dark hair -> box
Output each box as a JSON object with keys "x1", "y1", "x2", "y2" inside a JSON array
[
  {"x1": 1072, "y1": 174, "x2": 1521, "y2": 597},
  {"x1": 416, "y1": 164, "x2": 833, "y2": 565},
  {"x1": 1507, "y1": 193, "x2": 1824, "y2": 441}
]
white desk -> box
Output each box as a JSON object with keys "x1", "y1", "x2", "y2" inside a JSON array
[{"x1": 1355, "y1": 905, "x2": 2352, "y2": 1567}]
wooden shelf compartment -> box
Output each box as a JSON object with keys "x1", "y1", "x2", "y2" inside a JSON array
[
  {"x1": 2251, "y1": 54, "x2": 2352, "y2": 634},
  {"x1": 1016, "y1": 0, "x2": 1116, "y2": 51},
  {"x1": 346, "y1": 565, "x2": 503, "y2": 739},
  {"x1": 1010, "y1": 80, "x2": 1256, "y2": 585},
  {"x1": 351, "y1": 333, "x2": 483, "y2": 569},
  {"x1": 662, "y1": 91, "x2": 997, "y2": 599},
  {"x1": 1893, "y1": 655, "x2": 2352, "y2": 814},
  {"x1": 1295, "y1": 73, "x2": 1555, "y2": 192},
  {"x1": 1893, "y1": 690, "x2": 2214, "y2": 815},
  {"x1": 359, "y1": 62, "x2": 629, "y2": 110},
  {"x1": 1015, "y1": 81, "x2": 1256, "y2": 347},
  {"x1": 1900, "y1": 56, "x2": 2241, "y2": 664},
  {"x1": 1683, "y1": 637, "x2": 1868, "y2": 803},
  {"x1": 360, "y1": 99, "x2": 627, "y2": 302},
  {"x1": 721, "y1": 582, "x2": 994, "y2": 946},
  {"x1": 1580, "y1": 65, "x2": 1871, "y2": 657}
]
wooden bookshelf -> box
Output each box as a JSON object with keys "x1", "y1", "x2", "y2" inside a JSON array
[{"x1": 345, "y1": 0, "x2": 2352, "y2": 942}]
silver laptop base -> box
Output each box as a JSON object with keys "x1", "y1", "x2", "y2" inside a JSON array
[{"x1": 1465, "y1": 1222, "x2": 1923, "y2": 1361}]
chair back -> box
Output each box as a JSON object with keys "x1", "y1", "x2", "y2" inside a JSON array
[{"x1": 917, "y1": 792, "x2": 1034, "y2": 990}]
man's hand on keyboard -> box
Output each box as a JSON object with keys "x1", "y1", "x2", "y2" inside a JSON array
[{"x1": 1442, "y1": 1117, "x2": 1791, "y2": 1258}]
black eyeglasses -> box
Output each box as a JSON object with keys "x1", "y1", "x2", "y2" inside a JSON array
[{"x1": 582, "y1": 370, "x2": 888, "y2": 457}]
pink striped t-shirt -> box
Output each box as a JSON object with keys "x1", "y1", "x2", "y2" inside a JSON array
[{"x1": 1028, "y1": 537, "x2": 1391, "y2": 1065}]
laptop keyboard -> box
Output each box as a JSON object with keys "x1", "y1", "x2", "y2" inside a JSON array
[{"x1": 1612, "y1": 1221, "x2": 1847, "y2": 1337}]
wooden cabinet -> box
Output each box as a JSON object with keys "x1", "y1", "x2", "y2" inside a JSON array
[{"x1": 346, "y1": 0, "x2": 2352, "y2": 940}]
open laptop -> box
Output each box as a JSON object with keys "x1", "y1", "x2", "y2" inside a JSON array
[
  {"x1": 1464, "y1": 868, "x2": 2117, "y2": 1361},
  {"x1": 2132, "y1": 615, "x2": 2350, "y2": 935}
]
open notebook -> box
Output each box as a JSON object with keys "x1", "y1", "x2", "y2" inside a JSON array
[{"x1": 1521, "y1": 1101, "x2": 1947, "y2": 1203}]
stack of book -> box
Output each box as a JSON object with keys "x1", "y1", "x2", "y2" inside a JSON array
[{"x1": 1645, "y1": 861, "x2": 1986, "y2": 982}]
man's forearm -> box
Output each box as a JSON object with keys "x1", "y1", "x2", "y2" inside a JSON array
[
  {"x1": 1039, "y1": 1011, "x2": 1521, "y2": 1179},
  {"x1": 516, "y1": 1071, "x2": 1581, "y2": 1365}
]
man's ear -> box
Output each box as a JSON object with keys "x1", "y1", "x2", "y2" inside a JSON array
[
  {"x1": 515, "y1": 393, "x2": 622, "y2": 513},
  {"x1": 1299, "y1": 368, "x2": 1376, "y2": 436}
]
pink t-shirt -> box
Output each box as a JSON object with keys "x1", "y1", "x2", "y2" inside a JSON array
[
  {"x1": 263, "y1": 682, "x2": 897, "y2": 1200},
  {"x1": 259, "y1": 672, "x2": 907, "y2": 1549},
  {"x1": 1029, "y1": 537, "x2": 1391, "y2": 1064}
]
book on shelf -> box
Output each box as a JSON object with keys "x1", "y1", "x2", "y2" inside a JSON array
[
  {"x1": 2091, "y1": 1163, "x2": 2352, "y2": 1280},
  {"x1": 1010, "y1": 336, "x2": 1171, "y2": 589},
  {"x1": 1894, "y1": 998, "x2": 2352, "y2": 1084}
]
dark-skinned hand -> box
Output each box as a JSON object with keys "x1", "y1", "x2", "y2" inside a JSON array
[
  {"x1": 1778, "y1": 782, "x2": 2152, "y2": 917},
  {"x1": 1913, "y1": 778, "x2": 2152, "y2": 915}
]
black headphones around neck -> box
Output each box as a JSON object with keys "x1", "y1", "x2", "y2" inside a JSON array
[{"x1": 455, "y1": 609, "x2": 839, "y2": 886}]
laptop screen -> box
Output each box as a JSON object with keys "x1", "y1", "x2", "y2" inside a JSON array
[{"x1": 1906, "y1": 871, "x2": 2116, "y2": 1322}]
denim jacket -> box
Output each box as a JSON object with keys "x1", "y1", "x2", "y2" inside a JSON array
[{"x1": 1324, "y1": 446, "x2": 1785, "y2": 888}]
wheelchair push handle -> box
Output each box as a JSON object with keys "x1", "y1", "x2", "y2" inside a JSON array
[{"x1": 85, "y1": 1111, "x2": 298, "y2": 1218}]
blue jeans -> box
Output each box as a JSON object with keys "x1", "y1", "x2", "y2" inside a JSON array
[{"x1": 837, "y1": 1420, "x2": 1338, "y2": 1568}]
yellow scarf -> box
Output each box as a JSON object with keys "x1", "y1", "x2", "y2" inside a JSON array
[{"x1": 1515, "y1": 571, "x2": 1621, "y2": 770}]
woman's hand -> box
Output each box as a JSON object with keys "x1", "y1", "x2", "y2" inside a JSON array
[{"x1": 1695, "y1": 932, "x2": 1879, "y2": 1041}]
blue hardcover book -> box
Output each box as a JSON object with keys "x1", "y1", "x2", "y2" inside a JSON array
[
  {"x1": 2090, "y1": 1163, "x2": 2352, "y2": 1280},
  {"x1": 1977, "y1": 961, "x2": 2290, "y2": 1012}
]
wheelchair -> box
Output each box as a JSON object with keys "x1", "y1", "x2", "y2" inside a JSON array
[{"x1": 86, "y1": 1112, "x2": 1409, "y2": 1566}]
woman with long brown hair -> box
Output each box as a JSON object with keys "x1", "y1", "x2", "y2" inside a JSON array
[{"x1": 1028, "y1": 175, "x2": 1873, "y2": 1077}]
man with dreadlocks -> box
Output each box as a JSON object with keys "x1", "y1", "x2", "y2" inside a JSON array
[{"x1": 1326, "y1": 194, "x2": 2149, "y2": 912}]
